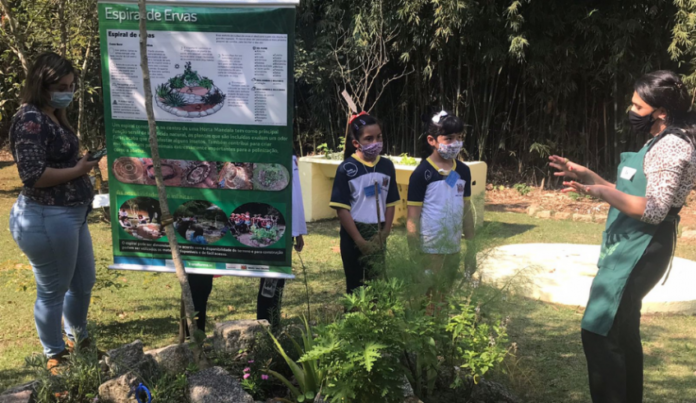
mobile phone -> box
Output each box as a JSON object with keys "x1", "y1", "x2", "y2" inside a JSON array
[{"x1": 87, "y1": 148, "x2": 107, "y2": 161}]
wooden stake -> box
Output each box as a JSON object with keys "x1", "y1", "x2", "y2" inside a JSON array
[{"x1": 137, "y1": 0, "x2": 206, "y2": 365}]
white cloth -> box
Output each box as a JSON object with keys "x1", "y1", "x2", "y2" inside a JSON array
[{"x1": 292, "y1": 155, "x2": 307, "y2": 237}]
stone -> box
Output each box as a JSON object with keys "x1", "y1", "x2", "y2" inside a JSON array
[
  {"x1": 573, "y1": 214, "x2": 593, "y2": 223},
  {"x1": 213, "y1": 320, "x2": 270, "y2": 354},
  {"x1": 400, "y1": 375, "x2": 414, "y2": 397},
  {"x1": 594, "y1": 214, "x2": 608, "y2": 223},
  {"x1": 106, "y1": 340, "x2": 144, "y2": 376},
  {"x1": 681, "y1": 230, "x2": 696, "y2": 240},
  {"x1": 554, "y1": 212, "x2": 571, "y2": 220},
  {"x1": 105, "y1": 340, "x2": 159, "y2": 379},
  {"x1": 188, "y1": 366, "x2": 254, "y2": 403},
  {"x1": 0, "y1": 391, "x2": 32, "y2": 403},
  {"x1": 98, "y1": 372, "x2": 140, "y2": 403},
  {"x1": 403, "y1": 398, "x2": 424, "y2": 403},
  {"x1": 1, "y1": 381, "x2": 36, "y2": 396},
  {"x1": 146, "y1": 343, "x2": 195, "y2": 375},
  {"x1": 469, "y1": 379, "x2": 521, "y2": 403},
  {"x1": 527, "y1": 204, "x2": 539, "y2": 217},
  {"x1": 535, "y1": 210, "x2": 551, "y2": 219}
]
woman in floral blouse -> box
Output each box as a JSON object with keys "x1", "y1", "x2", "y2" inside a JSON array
[
  {"x1": 551, "y1": 70, "x2": 696, "y2": 402},
  {"x1": 9, "y1": 52, "x2": 102, "y2": 372}
]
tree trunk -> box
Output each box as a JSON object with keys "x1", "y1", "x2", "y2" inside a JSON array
[
  {"x1": 0, "y1": 0, "x2": 30, "y2": 74},
  {"x1": 137, "y1": 0, "x2": 207, "y2": 366},
  {"x1": 77, "y1": 38, "x2": 92, "y2": 142},
  {"x1": 58, "y1": 0, "x2": 68, "y2": 57}
]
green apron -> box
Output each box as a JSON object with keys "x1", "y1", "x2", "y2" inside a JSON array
[{"x1": 581, "y1": 139, "x2": 660, "y2": 336}]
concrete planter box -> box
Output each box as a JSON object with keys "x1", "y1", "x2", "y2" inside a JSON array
[{"x1": 298, "y1": 155, "x2": 487, "y2": 227}]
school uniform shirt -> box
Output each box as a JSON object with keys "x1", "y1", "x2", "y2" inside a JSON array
[
  {"x1": 292, "y1": 155, "x2": 308, "y2": 237},
  {"x1": 408, "y1": 158, "x2": 472, "y2": 254},
  {"x1": 330, "y1": 154, "x2": 400, "y2": 224}
]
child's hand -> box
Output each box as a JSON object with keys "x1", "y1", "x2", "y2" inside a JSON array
[
  {"x1": 294, "y1": 235, "x2": 305, "y2": 252},
  {"x1": 368, "y1": 230, "x2": 389, "y2": 244}
]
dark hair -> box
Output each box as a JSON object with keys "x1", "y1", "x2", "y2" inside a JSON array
[
  {"x1": 343, "y1": 113, "x2": 381, "y2": 160},
  {"x1": 194, "y1": 227, "x2": 204, "y2": 237},
  {"x1": 635, "y1": 70, "x2": 696, "y2": 138},
  {"x1": 420, "y1": 110, "x2": 465, "y2": 158},
  {"x1": 20, "y1": 52, "x2": 76, "y2": 131}
]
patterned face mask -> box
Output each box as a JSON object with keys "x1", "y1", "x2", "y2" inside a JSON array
[
  {"x1": 360, "y1": 141, "x2": 383, "y2": 160},
  {"x1": 437, "y1": 140, "x2": 462, "y2": 160}
]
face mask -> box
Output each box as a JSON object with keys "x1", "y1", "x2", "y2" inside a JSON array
[
  {"x1": 359, "y1": 141, "x2": 383, "y2": 160},
  {"x1": 49, "y1": 91, "x2": 74, "y2": 109},
  {"x1": 628, "y1": 110, "x2": 655, "y2": 133},
  {"x1": 437, "y1": 140, "x2": 463, "y2": 160}
]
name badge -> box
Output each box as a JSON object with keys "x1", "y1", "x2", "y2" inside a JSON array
[
  {"x1": 364, "y1": 184, "x2": 377, "y2": 197},
  {"x1": 620, "y1": 167, "x2": 637, "y2": 180},
  {"x1": 445, "y1": 170, "x2": 460, "y2": 188}
]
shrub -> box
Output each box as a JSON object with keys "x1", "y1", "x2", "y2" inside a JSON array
[{"x1": 513, "y1": 183, "x2": 532, "y2": 196}]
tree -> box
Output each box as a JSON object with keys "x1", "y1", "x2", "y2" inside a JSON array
[{"x1": 136, "y1": 0, "x2": 207, "y2": 365}]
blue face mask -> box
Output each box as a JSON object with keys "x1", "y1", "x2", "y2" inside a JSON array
[{"x1": 49, "y1": 91, "x2": 74, "y2": 109}]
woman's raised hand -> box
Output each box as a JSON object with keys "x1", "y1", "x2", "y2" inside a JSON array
[{"x1": 549, "y1": 155, "x2": 586, "y2": 181}]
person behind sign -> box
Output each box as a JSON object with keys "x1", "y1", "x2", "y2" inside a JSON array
[
  {"x1": 256, "y1": 153, "x2": 308, "y2": 330},
  {"x1": 330, "y1": 112, "x2": 400, "y2": 294},
  {"x1": 407, "y1": 111, "x2": 475, "y2": 299},
  {"x1": 550, "y1": 70, "x2": 696, "y2": 403},
  {"x1": 8, "y1": 52, "x2": 103, "y2": 373}
]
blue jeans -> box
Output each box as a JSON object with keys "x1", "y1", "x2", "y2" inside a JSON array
[{"x1": 9, "y1": 195, "x2": 96, "y2": 357}]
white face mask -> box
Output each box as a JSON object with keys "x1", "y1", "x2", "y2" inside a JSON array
[{"x1": 437, "y1": 140, "x2": 463, "y2": 160}]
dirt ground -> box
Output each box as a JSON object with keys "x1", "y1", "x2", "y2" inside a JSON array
[{"x1": 486, "y1": 184, "x2": 696, "y2": 227}]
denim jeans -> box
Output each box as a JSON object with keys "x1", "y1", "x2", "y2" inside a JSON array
[{"x1": 9, "y1": 195, "x2": 96, "y2": 357}]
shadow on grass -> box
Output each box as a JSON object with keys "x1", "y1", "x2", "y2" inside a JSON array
[
  {"x1": 0, "y1": 186, "x2": 21, "y2": 199},
  {"x1": 0, "y1": 367, "x2": 34, "y2": 392}
]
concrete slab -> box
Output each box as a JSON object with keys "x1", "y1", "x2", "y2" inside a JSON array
[{"x1": 478, "y1": 243, "x2": 696, "y2": 313}]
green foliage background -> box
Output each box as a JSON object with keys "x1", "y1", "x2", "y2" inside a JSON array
[{"x1": 2, "y1": 0, "x2": 696, "y2": 181}]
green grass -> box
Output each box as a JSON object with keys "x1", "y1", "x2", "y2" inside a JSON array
[{"x1": 1, "y1": 162, "x2": 696, "y2": 402}]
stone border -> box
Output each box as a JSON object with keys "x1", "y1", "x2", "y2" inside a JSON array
[
  {"x1": 155, "y1": 90, "x2": 225, "y2": 118},
  {"x1": 526, "y1": 205, "x2": 607, "y2": 223}
]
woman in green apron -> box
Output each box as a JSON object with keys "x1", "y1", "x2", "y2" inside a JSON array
[{"x1": 550, "y1": 70, "x2": 696, "y2": 403}]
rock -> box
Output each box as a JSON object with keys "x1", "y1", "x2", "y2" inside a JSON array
[
  {"x1": 213, "y1": 320, "x2": 270, "y2": 354},
  {"x1": 98, "y1": 372, "x2": 140, "y2": 403},
  {"x1": 146, "y1": 343, "x2": 195, "y2": 375},
  {"x1": 400, "y1": 375, "x2": 414, "y2": 397},
  {"x1": 403, "y1": 398, "x2": 424, "y2": 403},
  {"x1": 469, "y1": 379, "x2": 520, "y2": 403},
  {"x1": 1, "y1": 381, "x2": 36, "y2": 396},
  {"x1": 681, "y1": 230, "x2": 696, "y2": 240},
  {"x1": 594, "y1": 214, "x2": 608, "y2": 223},
  {"x1": 188, "y1": 366, "x2": 254, "y2": 403},
  {"x1": 554, "y1": 212, "x2": 571, "y2": 220},
  {"x1": 106, "y1": 340, "x2": 144, "y2": 376},
  {"x1": 105, "y1": 340, "x2": 159, "y2": 378},
  {"x1": 535, "y1": 210, "x2": 551, "y2": 219},
  {"x1": 573, "y1": 214, "x2": 593, "y2": 223},
  {"x1": 527, "y1": 204, "x2": 539, "y2": 217},
  {"x1": 0, "y1": 391, "x2": 32, "y2": 403}
]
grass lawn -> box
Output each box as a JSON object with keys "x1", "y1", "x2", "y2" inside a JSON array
[{"x1": 1, "y1": 162, "x2": 696, "y2": 402}]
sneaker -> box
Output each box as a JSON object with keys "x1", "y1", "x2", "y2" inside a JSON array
[{"x1": 47, "y1": 349, "x2": 70, "y2": 375}]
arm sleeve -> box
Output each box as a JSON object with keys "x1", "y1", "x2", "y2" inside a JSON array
[
  {"x1": 642, "y1": 136, "x2": 692, "y2": 225},
  {"x1": 11, "y1": 111, "x2": 49, "y2": 188},
  {"x1": 330, "y1": 163, "x2": 352, "y2": 210},
  {"x1": 407, "y1": 167, "x2": 427, "y2": 206},
  {"x1": 386, "y1": 162, "x2": 401, "y2": 207}
]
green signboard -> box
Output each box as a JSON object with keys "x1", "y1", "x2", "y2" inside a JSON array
[{"x1": 98, "y1": 0, "x2": 297, "y2": 278}]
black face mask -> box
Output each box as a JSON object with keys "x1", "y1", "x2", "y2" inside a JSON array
[{"x1": 628, "y1": 110, "x2": 656, "y2": 133}]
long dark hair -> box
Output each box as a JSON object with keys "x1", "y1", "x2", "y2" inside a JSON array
[
  {"x1": 420, "y1": 110, "x2": 465, "y2": 159},
  {"x1": 20, "y1": 52, "x2": 77, "y2": 131},
  {"x1": 634, "y1": 70, "x2": 696, "y2": 139},
  {"x1": 344, "y1": 112, "x2": 381, "y2": 160}
]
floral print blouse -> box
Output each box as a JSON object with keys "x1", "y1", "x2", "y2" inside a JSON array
[
  {"x1": 10, "y1": 104, "x2": 93, "y2": 206},
  {"x1": 642, "y1": 132, "x2": 696, "y2": 225}
]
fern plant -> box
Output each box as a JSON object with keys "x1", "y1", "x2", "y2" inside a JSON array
[{"x1": 264, "y1": 316, "x2": 325, "y2": 402}]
